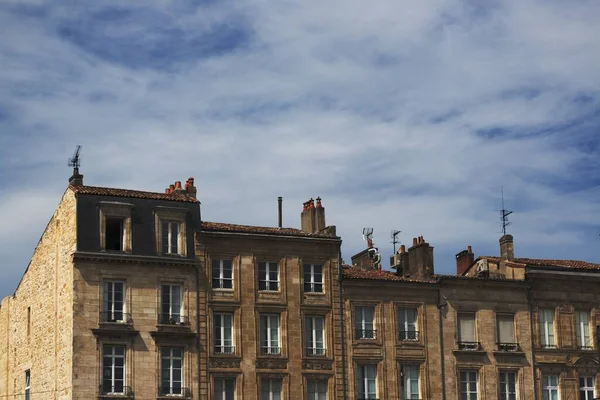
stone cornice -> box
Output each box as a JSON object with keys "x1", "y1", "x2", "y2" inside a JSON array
[{"x1": 72, "y1": 251, "x2": 199, "y2": 267}]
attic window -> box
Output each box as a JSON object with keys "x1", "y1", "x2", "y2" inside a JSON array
[
  {"x1": 105, "y1": 218, "x2": 124, "y2": 251},
  {"x1": 99, "y1": 202, "x2": 133, "y2": 253}
]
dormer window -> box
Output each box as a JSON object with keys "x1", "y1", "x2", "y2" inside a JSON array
[
  {"x1": 161, "y1": 220, "x2": 180, "y2": 254},
  {"x1": 99, "y1": 202, "x2": 133, "y2": 253},
  {"x1": 105, "y1": 218, "x2": 124, "y2": 251},
  {"x1": 154, "y1": 208, "x2": 187, "y2": 257}
]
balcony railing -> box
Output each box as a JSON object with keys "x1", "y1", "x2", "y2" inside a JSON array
[
  {"x1": 497, "y1": 342, "x2": 520, "y2": 352},
  {"x1": 100, "y1": 312, "x2": 132, "y2": 324},
  {"x1": 398, "y1": 330, "x2": 419, "y2": 341},
  {"x1": 260, "y1": 346, "x2": 281, "y2": 355},
  {"x1": 457, "y1": 341, "x2": 482, "y2": 351},
  {"x1": 159, "y1": 386, "x2": 191, "y2": 397},
  {"x1": 355, "y1": 329, "x2": 377, "y2": 340},
  {"x1": 578, "y1": 345, "x2": 594, "y2": 350},
  {"x1": 306, "y1": 347, "x2": 326, "y2": 356},
  {"x1": 214, "y1": 345, "x2": 235, "y2": 354},
  {"x1": 539, "y1": 343, "x2": 557, "y2": 349},
  {"x1": 100, "y1": 385, "x2": 133, "y2": 397},
  {"x1": 157, "y1": 314, "x2": 190, "y2": 326}
]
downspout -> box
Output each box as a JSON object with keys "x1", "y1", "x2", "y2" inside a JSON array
[
  {"x1": 196, "y1": 261, "x2": 202, "y2": 400},
  {"x1": 338, "y1": 254, "x2": 348, "y2": 400},
  {"x1": 527, "y1": 282, "x2": 538, "y2": 400},
  {"x1": 437, "y1": 282, "x2": 447, "y2": 400}
]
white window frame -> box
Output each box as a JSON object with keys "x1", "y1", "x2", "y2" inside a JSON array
[
  {"x1": 459, "y1": 370, "x2": 478, "y2": 400},
  {"x1": 161, "y1": 347, "x2": 183, "y2": 396},
  {"x1": 260, "y1": 378, "x2": 282, "y2": 400},
  {"x1": 160, "y1": 284, "x2": 183, "y2": 324},
  {"x1": 543, "y1": 375, "x2": 559, "y2": 400},
  {"x1": 580, "y1": 376, "x2": 594, "y2": 400},
  {"x1": 539, "y1": 309, "x2": 556, "y2": 348},
  {"x1": 214, "y1": 377, "x2": 236, "y2": 400},
  {"x1": 401, "y1": 364, "x2": 420, "y2": 400},
  {"x1": 398, "y1": 307, "x2": 418, "y2": 341},
  {"x1": 305, "y1": 315, "x2": 325, "y2": 356},
  {"x1": 307, "y1": 379, "x2": 327, "y2": 400},
  {"x1": 212, "y1": 259, "x2": 233, "y2": 290},
  {"x1": 161, "y1": 220, "x2": 180, "y2": 255},
  {"x1": 102, "y1": 345, "x2": 126, "y2": 395},
  {"x1": 214, "y1": 313, "x2": 234, "y2": 354},
  {"x1": 499, "y1": 371, "x2": 517, "y2": 400},
  {"x1": 260, "y1": 314, "x2": 280, "y2": 355},
  {"x1": 357, "y1": 364, "x2": 377, "y2": 399},
  {"x1": 25, "y1": 370, "x2": 30, "y2": 400},
  {"x1": 154, "y1": 208, "x2": 187, "y2": 257},
  {"x1": 102, "y1": 281, "x2": 126, "y2": 323},
  {"x1": 259, "y1": 262, "x2": 279, "y2": 291},
  {"x1": 303, "y1": 264, "x2": 323, "y2": 293},
  {"x1": 575, "y1": 310, "x2": 591, "y2": 349},
  {"x1": 355, "y1": 306, "x2": 375, "y2": 339}
]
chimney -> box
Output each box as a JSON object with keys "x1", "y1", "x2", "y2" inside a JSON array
[
  {"x1": 278, "y1": 197, "x2": 283, "y2": 228},
  {"x1": 456, "y1": 245, "x2": 475, "y2": 276},
  {"x1": 301, "y1": 197, "x2": 326, "y2": 233},
  {"x1": 314, "y1": 197, "x2": 326, "y2": 232},
  {"x1": 68, "y1": 167, "x2": 84, "y2": 186},
  {"x1": 500, "y1": 234, "x2": 514, "y2": 261},
  {"x1": 406, "y1": 236, "x2": 434, "y2": 280},
  {"x1": 185, "y1": 177, "x2": 197, "y2": 199}
]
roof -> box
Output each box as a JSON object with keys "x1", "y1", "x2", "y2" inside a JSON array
[
  {"x1": 69, "y1": 185, "x2": 199, "y2": 203},
  {"x1": 342, "y1": 266, "x2": 435, "y2": 283},
  {"x1": 199, "y1": 221, "x2": 337, "y2": 238},
  {"x1": 479, "y1": 256, "x2": 600, "y2": 271}
]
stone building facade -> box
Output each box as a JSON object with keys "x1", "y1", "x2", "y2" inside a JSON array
[{"x1": 1, "y1": 172, "x2": 600, "y2": 400}]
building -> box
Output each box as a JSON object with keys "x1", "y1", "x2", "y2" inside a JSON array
[{"x1": 1, "y1": 170, "x2": 600, "y2": 400}]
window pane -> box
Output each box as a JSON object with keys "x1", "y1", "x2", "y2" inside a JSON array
[
  {"x1": 458, "y1": 313, "x2": 476, "y2": 342},
  {"x1": 497, "y1": 314, "x2": 515, "y2": 343}
]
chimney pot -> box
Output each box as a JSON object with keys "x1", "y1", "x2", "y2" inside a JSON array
[
  {"x1": 400, "y1": 244, "x2": 406, "y2": 254},
  {"x1": 456, "y1": 246, "x2": 475, "y2": 276},
  {"x1": 277, "y1": 197, "x2": 283, "y2": 228},
  {"x1": 175, "y1": 181, "x2": 182, "y2": 189},
  {"x1": 165, "y1": 189, "x2": 170, "y2": 194},
  {"x1": 316, "y1": 197, "x2": 322, "y2": 208},
  {"x1": 412, "y1": 238, "x2": 418, "y2": 246}
]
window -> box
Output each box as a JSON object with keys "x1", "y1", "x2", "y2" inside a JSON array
[
  {"x1": 160, "y1": 284, "x2": 183, "y2": 324},
  {"x1": 459, "y1": 370, "x2": 478, "y2": 400},
  {"x1": 398, "y1": 307, "x2": 418, "y2": 341},
  {"x1": 105, "y1": 217, "x2": 124, "y2": 251},
  {"x1": 307, "y1": 379, "x2": 327, "y2": 400},
  {"x1": 499, "y1": 371, "x2": 517, "y2": 400},
  {"x1": 303, "y1": 264, "x2": 323, "y2": 293},
  {"x1": 260, "y1": 378, "x2": 282, "y2": 400},
  {"x1": 102, "y1": 281, "x2": 125, "y2": 323},
  {"x1": 212, "y1": 259, "x2": 233, "y2": 289},
  {"x1": 260, "y1": 314, "x2": 280, "y2": 355},
  {"x1": 25, "y1": 370, "x2": 30, "y2": 400},
  {"x1": 102, "y1": 345, "x2": 125, "y2": 394},
  {"x1": 357, "y1": 364, "x2": 377, "y2": 399},
  {"x1": 214, "y1": 377, "x2": 235, "y2": 400},
  {"x1": 27, "y1": 307, "x2": 31, "y2": 337},
  {"x1": 458, "y1": 312, "x2": 478, "y2": 350},
  {"x1": 575, "y1": 311, "x2": 591, "y2": 349},
  {"x1": 497, "y1": 314, "x2": 517, "y2": 351},
  {"x1": 258, "y1": 262, "x2": 279, "y2": 291},
  {"x1": 539, "y1": 309, "x2": 556, "y2": 348},
  {"x1": 305, "y1": 316, "x2": 325, "y2": 356},
  {"x1": 580, "y1": 376, "x2": 594, "y2": 400},
  {"x1": 355, "y1": 306, "x2": 375, "y2": 339},
  {"x1": 542, "y1": 375, "x2": 559, "y2": 400},
  {"x1": 161, "y1": 220, "x2": 180, "y2": 255},
  {"x1": 401, "y1": 365, "x2": 419, "y2": 399},
  {"x1": 214, "y1": 313, "x2": 234, "y2": 354},
  {"x1": 160, "y1": 347, "x2": 183, "y2": 396}
]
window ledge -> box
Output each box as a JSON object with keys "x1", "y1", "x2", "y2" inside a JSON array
[
  {"x1": 493, "y1": 350, "x2": 526, "y2": 357},
  {"x1": 303, "y1": 292, "x2": 325, "y2": 296},
  {"x1": 453, "y1": 349, "x2": 487, "y2": 356}
]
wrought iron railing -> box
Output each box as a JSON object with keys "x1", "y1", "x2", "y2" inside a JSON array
[
  {"x1": 100, "y1": 312, "x2": 132, "y2": 324},
  {"x1": 100, "y1": 385, "x2": 133, "y2": 396},
  {"x1": 260, "y1": 346, "x2": 281, "y2": 355},
  {"x1": 497, "y1": 342, "x2": 520, "y2": 352},
  {"x1": 159, "y1": 386, "x2": 191, "y2": 397},
  {"x1": 539, "y1": 343, "x2": 557, "y2": 349},
  {"x1": 398, "y1": 330, "x2": 419, "y2": 341},
  {"x1": 355, "y1": 328, "x2": 377, "y2": 340},
  {"x1": 457, "y1": 341, "x2": 482, "y2": 351},
  {"x1": 214, "y1": 345, "x2": 235, "y2": 354},
  {"x1": 157, "y1": 314, "x2": 190, "y2": 326},
  {"x1": 578, "y1": 345, "x2": 594, "y2": 350}
]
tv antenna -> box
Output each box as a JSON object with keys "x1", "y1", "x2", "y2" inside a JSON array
[
  {"x1": 500, "y1": 186, "x2": 513, "y2": 236},
  {"x1": 68, "y1": 145, "x2": 82, "y2": 172},
  {"x1": 391, "y1": 230, "x2": 401, "y2": 253}
]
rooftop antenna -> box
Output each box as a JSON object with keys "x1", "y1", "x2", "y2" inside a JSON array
[
  {"x1": 391, "y1": 230, "x2": 401, "y2": 253},
  {"x1": 362, "y1": 228, "x2": 381, "y2": 271},
  {"x1": 68, "y1": 145, "x2": 82, "y2": 173},
  {"x1": 500, "y1": 186, "x2": 513, "y2": 236}
]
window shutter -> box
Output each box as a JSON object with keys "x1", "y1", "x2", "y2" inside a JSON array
[{"x1": 458, "y1": 313, "x2": 476, "y2": 342}]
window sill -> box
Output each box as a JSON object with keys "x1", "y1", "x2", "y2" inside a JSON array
[
  {"x1": 493, "y1": 350, "x2": 526, "y2": 357},
  {"x1": 303, "y1": 291, "x2": 325, "y2": 296},
  {"x1": 212, "y1": 288, "x2": 234, "y2": 292}
]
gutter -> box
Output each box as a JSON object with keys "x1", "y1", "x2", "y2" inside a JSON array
[
  {"x1": 196, "y1": 262, "x2": 202, "y2": 399},
  {"x1": 437, "y1": 286, "x2": 447, "y2": 400},
  {"x1": 526, "y1": 283, "x2": 538, "y2": 400},
  {"x1": 338, "y1": 254, "x2": 348, "y2": 400}
]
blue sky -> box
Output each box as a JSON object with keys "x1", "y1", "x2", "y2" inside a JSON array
[{"x1": 1, "y1": 0, "x2": 599, "y2": 297}]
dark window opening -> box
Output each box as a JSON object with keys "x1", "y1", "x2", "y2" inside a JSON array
[{"x1": 105, "y1": 218, "x2": 124, "y2": 251}]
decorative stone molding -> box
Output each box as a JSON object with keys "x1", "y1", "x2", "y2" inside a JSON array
[
  {"x1": 208, "y1": 358, "x2": 241, "y2": 369},
  {"x1": 256, "y1": 358, "x2": 288, "y2": 370},
  {"x1": 302, "y1": 360, "x2": 333, "y2": 370}
]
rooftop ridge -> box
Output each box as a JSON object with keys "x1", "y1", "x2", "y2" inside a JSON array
[
  {"x1": 200, "y1": 221, "x2": 337, "y2": 238},
  {"x1": 69, "y1": 184, "x2": 199, "y2": 203}
]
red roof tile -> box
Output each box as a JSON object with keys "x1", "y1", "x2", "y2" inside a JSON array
[
  {"x1": 200, "y1": 221, "x2": 336, "y2": 238},
  {"x1": 342, "y1": 267, "x2": 435, "y2": 283},
  {"x1": 479, "y1": 256, "x2": 600, "y2": 270},
  {"x1": 69, "y1": 185, "x2": 199, "y2": 203}
]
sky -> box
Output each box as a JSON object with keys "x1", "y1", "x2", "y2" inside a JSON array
[{"x1": 1, "y1": 0, "x2": 599, "y2": 298}]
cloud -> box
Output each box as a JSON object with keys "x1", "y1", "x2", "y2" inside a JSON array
[{"x1": 0, "y1": 0, "x2": 599, "y2": 296}]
